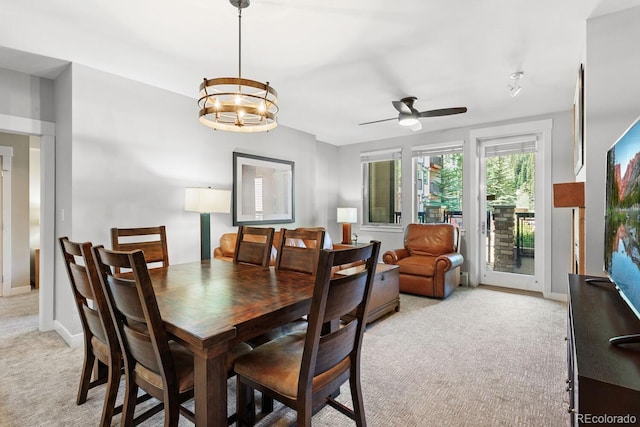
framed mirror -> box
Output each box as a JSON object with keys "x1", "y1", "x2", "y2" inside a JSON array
[{"x1": 233, "y1": 152, "x2": 295, "y2": 226}]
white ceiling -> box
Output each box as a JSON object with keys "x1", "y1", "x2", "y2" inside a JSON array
[{"x1": 1, "y1": 0, "x2": 638, "y2": 146}]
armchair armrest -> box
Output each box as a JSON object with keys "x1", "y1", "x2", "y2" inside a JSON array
[
  {"x1": 435, "y1": 252, "x2": 464, "y2": 272},
  {"x1": 213, "y1": 247, "x2": 225, "y2": 259},
  {"x1": 382, "y1": 248, "x2": 410, "y2": 265}
]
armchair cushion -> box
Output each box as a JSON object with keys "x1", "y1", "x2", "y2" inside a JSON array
[
  {"x1": 213, "y1": 233, "x2": 238, "y2": 261},
  {"x1": 405, "y1": 223, "x2": 456, "y2": 256}
]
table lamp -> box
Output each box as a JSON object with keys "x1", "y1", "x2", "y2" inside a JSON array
[
  {"x1": 185, "y1": 187, "x2": 231, "y2": 260},
  {"x1": 337, "y1": 207, "x2": 357, "y2": 245}
]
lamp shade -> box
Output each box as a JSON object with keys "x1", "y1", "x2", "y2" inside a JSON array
[
  {"x1": 185, "y1": 188, "x2": 231, "y2": 213},
  {"x1": 337, "y1": 207, "x2": 357, "y2": 224}
]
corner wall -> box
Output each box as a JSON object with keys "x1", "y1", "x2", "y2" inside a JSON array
[{"x1": 52, "y1": 63, "x2": 336, "y2": 339}]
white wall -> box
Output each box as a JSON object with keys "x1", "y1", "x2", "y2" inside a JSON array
[
  {"x1": 337, "y1": 111, "x2": 575, "y2": 296},
  {"x1": 0, "y1": 67, "x2": 54, "y2": 121},
  {"x1": 584, "y1": 6, "x2": 640, "y2": 276},
  {"x1": 51, "y1": 63, "x2": 336, "y2": 337}
]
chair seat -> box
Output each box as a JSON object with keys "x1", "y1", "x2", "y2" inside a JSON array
[
  {"x1": 235, "y1": 331, "x2": 350, "y2": 400},
  {"x1": 135, "y1": 342, "x2": 195, "y2": 393},
  {"x1": 396, "y1": 255, "x2": 436, "y2": 277},
  {"x1": 91, "y1": 336, "x2": 111, "y2": 362}
]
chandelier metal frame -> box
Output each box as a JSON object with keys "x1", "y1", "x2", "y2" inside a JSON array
[{"x1": 198, "y1": 0, "x2": 278, "y2": 132}]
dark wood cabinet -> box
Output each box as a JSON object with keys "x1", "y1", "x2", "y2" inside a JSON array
[
  {"x1": 339, "y1": 263, "x2": 399, "y2": 324},
  {"x1": 567, "y1": 274, "x2": 640, "y2": 425}
]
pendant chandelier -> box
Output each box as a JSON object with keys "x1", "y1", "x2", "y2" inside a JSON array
[{"x1": 198, "y1": 0, "x2": 278, "y2": 132}]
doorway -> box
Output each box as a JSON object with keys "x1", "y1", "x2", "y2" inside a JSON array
[
  {"x1": 479, "y1": 136, "x2": 538, "y2": 291},
  {"x1": 467, "y1": 120, "x2": 552, "y2": 295},
  {"x1": 0, "y1": 115, "x2": 55, "y2": 331}
]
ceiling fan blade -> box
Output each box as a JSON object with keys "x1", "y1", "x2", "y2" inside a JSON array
[
  {"x1": 410, "y1": 121, "x2": 422, "y2": 132},
  {"x1": 392, "y1": 100, "x2": 412, "y2": 114},
  {"x1": 358, "y1": 117, "x2": 397, "y2": 126},
  {"x1": 418, "y1": 107, "x2": 468, "y2": 118}
]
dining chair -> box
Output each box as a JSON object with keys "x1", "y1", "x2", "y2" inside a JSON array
[
  {"x1": 275, "y1": 228, "x2": 326, "y2": 276},
  {"x1": 233, "y1": 226, "x2": 275, "y2": 268},
  {"x1": 59, "y1": 237, "x2": 124, "y2": 427},
  {"x1": 92, "y1": 246, "x2": 252, "y2": 426},
  {"x1": 110, "y1": 226, "x2": 169, "y2": 274},
  {"x1": 254, "y1": 227, "x2": 325, "y2": 350},
  {"x1": 235, "y1": 240, "x2": 382, "y2": 427}
]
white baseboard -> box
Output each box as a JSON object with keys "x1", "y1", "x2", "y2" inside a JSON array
[
  {"x1": 3, "y1": 285, "x2": 32, "y2": 296},
  {"x1": 54, "y1": 320, "x2": 83, "y2": 348},
  {"x1": 543, "y1": 292, "x2": 568, "y2": 302}
]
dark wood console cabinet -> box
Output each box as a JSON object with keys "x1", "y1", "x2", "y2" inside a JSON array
[
  {"x1": 567, "y1": 274, "x2": 640, "y2": 425},
  {"x1": 339, "y1": 263, "x2": 399, "y2": 324}
]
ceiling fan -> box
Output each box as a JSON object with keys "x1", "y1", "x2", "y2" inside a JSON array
[{"x1": 359, "y1": 96, "x2": 467, "y2": 131}]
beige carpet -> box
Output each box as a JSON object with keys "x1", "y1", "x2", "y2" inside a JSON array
[{"x1": 0, "y1": 286, "x2": 569, "y2": 426}]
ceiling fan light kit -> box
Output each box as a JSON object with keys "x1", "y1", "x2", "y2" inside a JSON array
[
  {"x1": 359, "y1": 96, "x2": 467, "y2": 132},
  {"x1": 198, "y1": 0, "x2": 278, "y2": 132},
  {"x1": 398, "y1": 114, "x2": 419, "y2": 127}
]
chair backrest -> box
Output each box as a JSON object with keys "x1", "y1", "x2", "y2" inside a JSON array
[
  {"x1": 233, "y1": 226, "x2": 275, "y2": 268},
  {"x1": 59, "y1": 237, "x2": 119, "y2": 359},
  {"x1": 110, "y1": 226, "x2": 169, "y2": 274},
  {"x1": 275, "y1": 228, "x2": 325, "y2": 275},
  {"x1": 299, "y1": 241, "x2": 381, "y2": 404},
  {"x1": 92, "y1": 246, "x2": 177, "y2": 394},
  {"x1": 404, "y1": 223, "x2": 459, "y2": 256}
]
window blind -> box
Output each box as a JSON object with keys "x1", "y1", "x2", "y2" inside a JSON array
[
  {"x1": 360, "y1": 148, "x2": 402, "y2": 163},
  {"x1": 411, "y1": 141, "x2": 463, "y2": 157},
  {"x1": 483, "y1": 135, "x2": 537, "y2": 158}
]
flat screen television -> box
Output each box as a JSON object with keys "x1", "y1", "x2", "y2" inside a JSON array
[{"x1": 604, "y1": 115, "x2": 640, "y2": 345}]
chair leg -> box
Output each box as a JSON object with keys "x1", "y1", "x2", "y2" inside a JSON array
[
  {"x1": 99, "y1": 360, "x2": 122, "y2": 427},
  {"x1": 236, "y1": 378, "x2": 256, "y2": 427},
  {"x1": 77, "y1": 351, "x2": 95, "y2": 404},
  {"x1": 121, "y1": 381, "x2": 138, "y2": 427},
  {"x1": 349, "y1": 375, "x2": 366, "y2": 427},
  {"x1": 163, "y1": 391, "x2": 180, "y2": 427},
  {"x1": 297, "y1": 400, "x2": 313, "y2": 427},
  {"x1": 261, "y1": 393, "x2": 274, "y2": 414}
]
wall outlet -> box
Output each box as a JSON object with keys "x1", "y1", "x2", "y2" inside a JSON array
[{"x1": 460, "y1": 271, "x2": 469, "y2": 286}]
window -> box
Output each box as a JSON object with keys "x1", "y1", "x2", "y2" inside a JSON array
[
  {"x1": 412, "y1": 142, "x2": 463, "y2": 226},
  {"x1": 361, "y1": 149, "x2": 402, "y2": 226}
]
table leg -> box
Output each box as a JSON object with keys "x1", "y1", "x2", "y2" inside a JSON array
[{"x1": 193, "y1": 349, "x2": 228, "y2": 426}]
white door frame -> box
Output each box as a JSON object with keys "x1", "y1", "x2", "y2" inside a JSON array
[
  {"x1": 478, "y1": 136, "x2": 539, "y2": 291},
  {"x1": 466, "y1": 119, "x2": 553, "y2": 296},
  {"x1": 0, "y1": 114, "x2": 55, "y2": 331},
  {"x1": 0, "y1": 145, "x2": 12, "y2": 297}
]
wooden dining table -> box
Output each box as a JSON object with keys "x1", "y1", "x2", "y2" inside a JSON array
[{"x1": 146, "y1": 258, "x2": 316, "y2": 426}]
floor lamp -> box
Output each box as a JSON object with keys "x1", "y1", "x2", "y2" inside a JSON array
[
  {"x1": 185, "y1": 187, "x2": 231, "y2": 260},
  {"x1": 337, "y1": 207, "x2": 358, "y2": 245}
]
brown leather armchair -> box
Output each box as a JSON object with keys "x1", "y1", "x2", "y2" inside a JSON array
[{"x1": 383, "y1": 223, "x2": 463, "y2": 298}]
